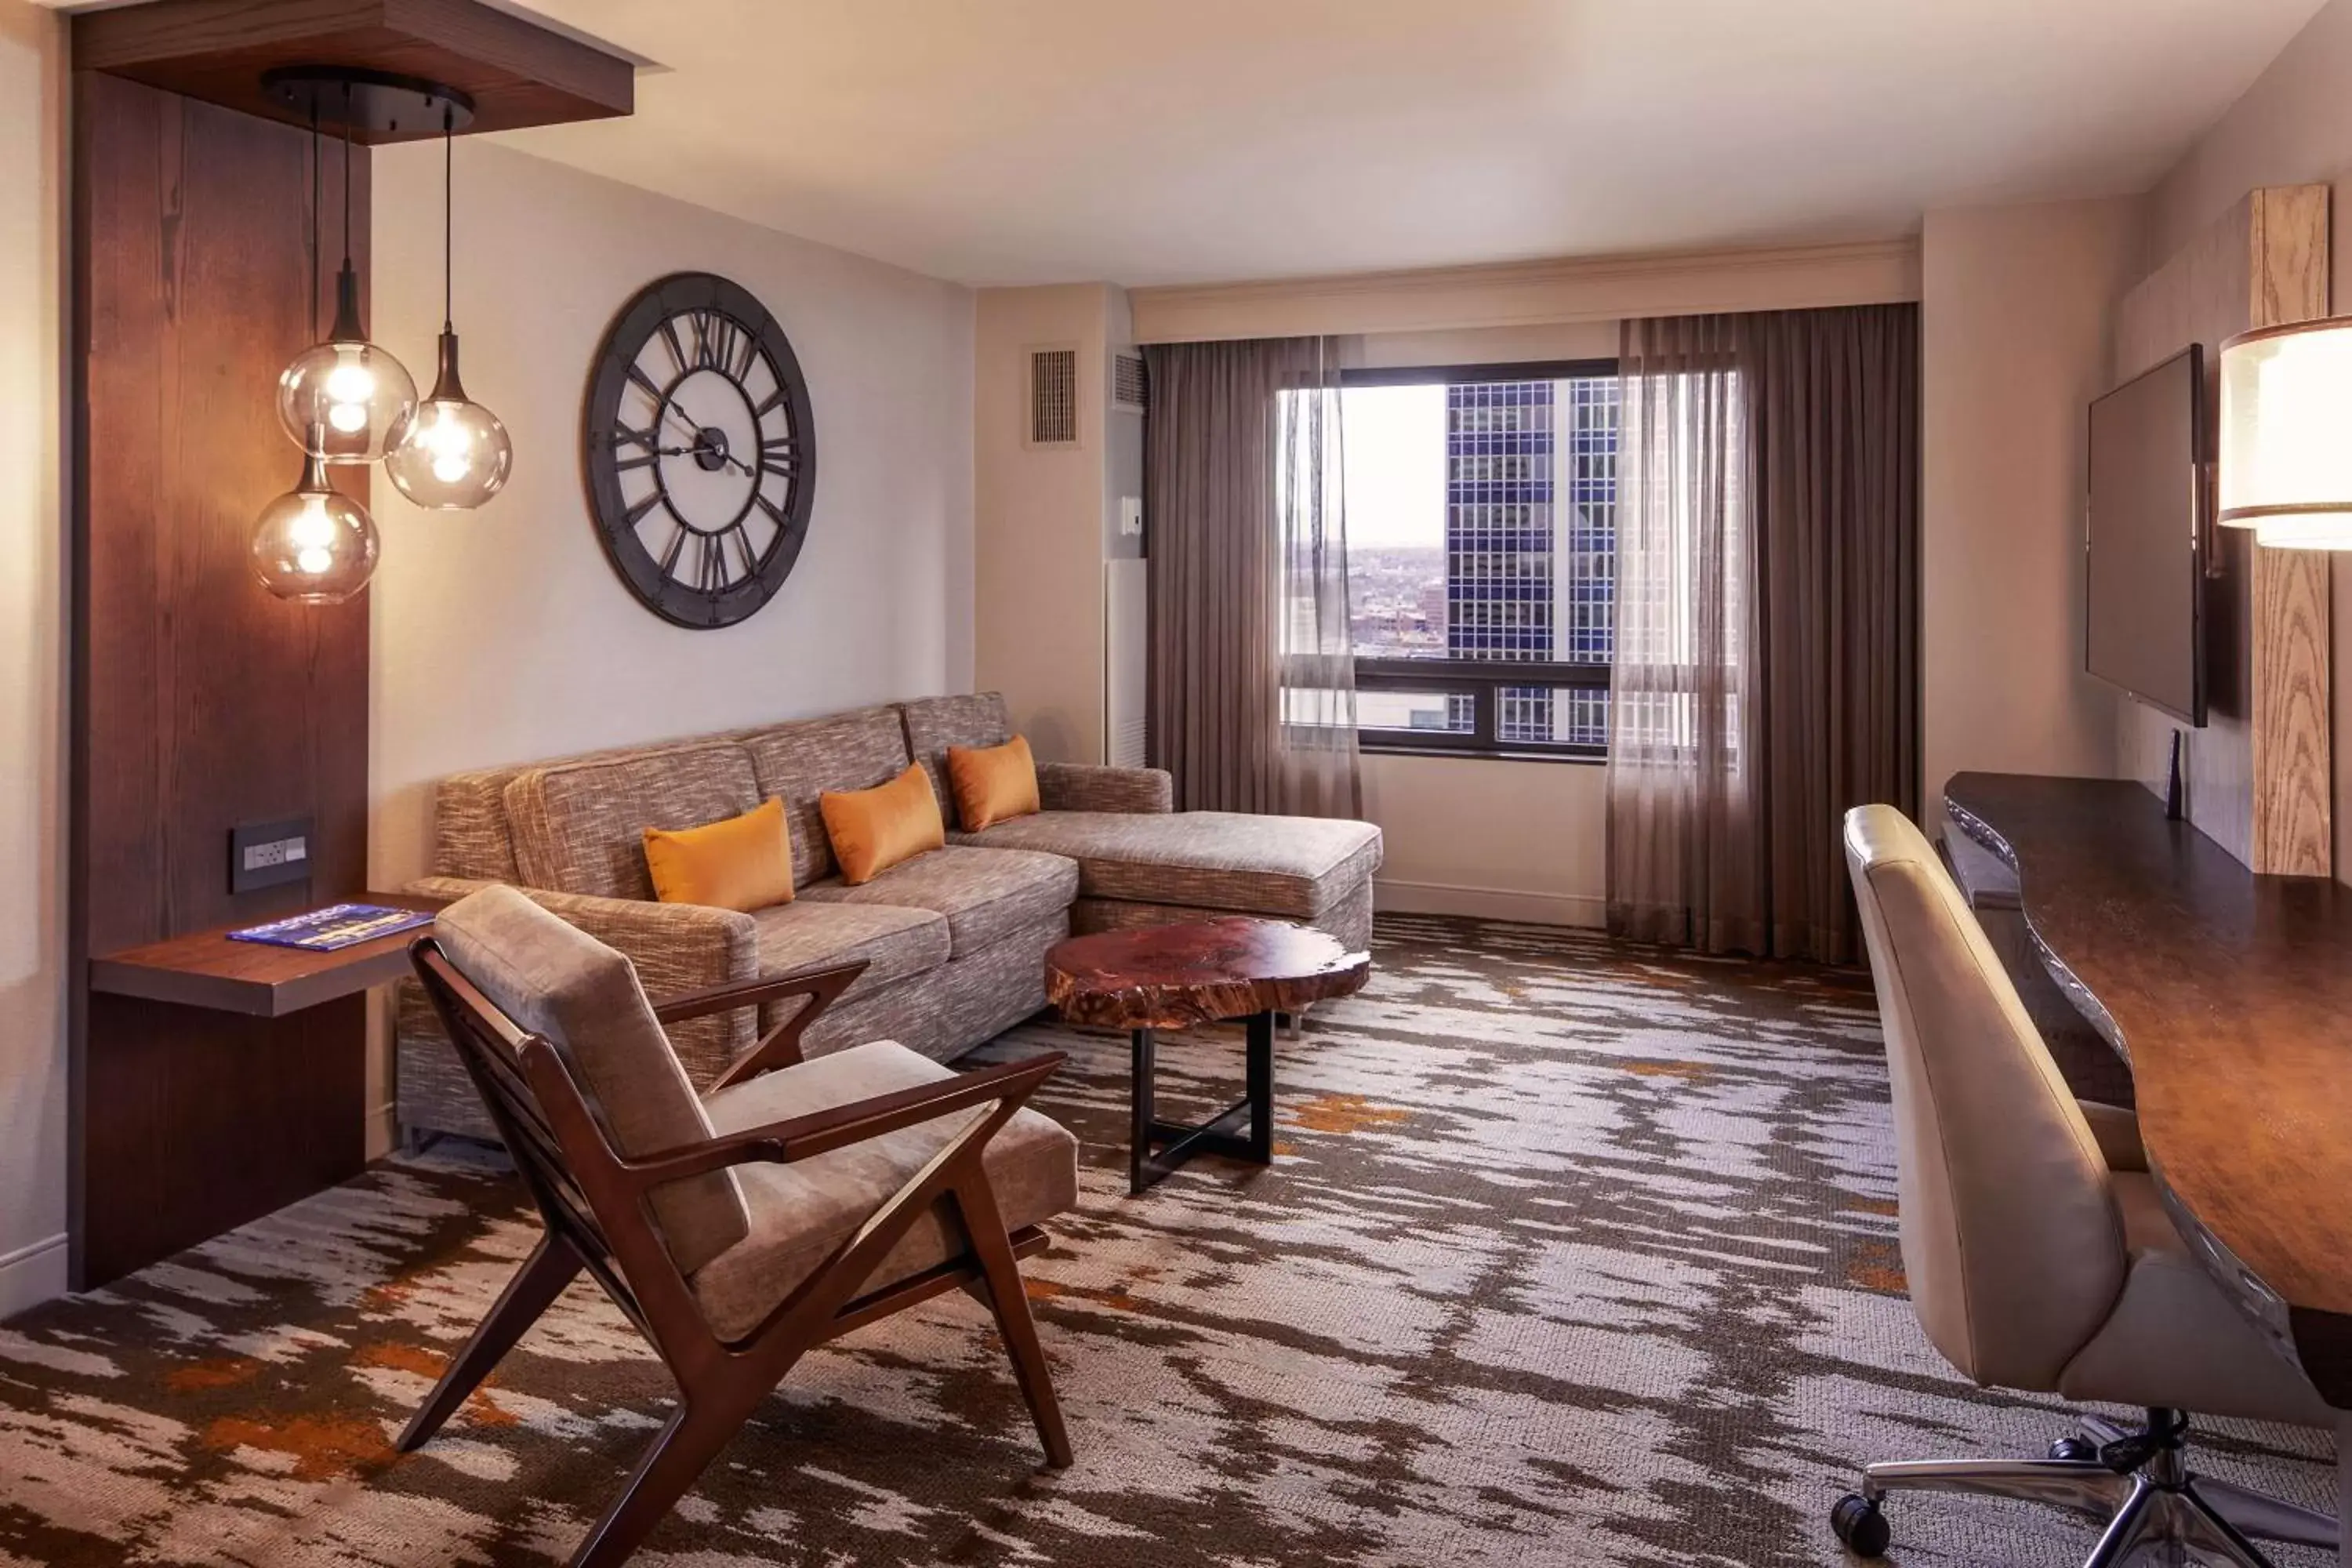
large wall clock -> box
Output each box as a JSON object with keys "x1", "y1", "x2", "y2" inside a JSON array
[{"x1": 583, "y1": 272, "x2": 817, "y2": 629}]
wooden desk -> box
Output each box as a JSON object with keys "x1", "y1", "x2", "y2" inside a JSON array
[
  {"x1": 1944, "y1": 773, "x2": 2352, "y2": 1409},
  {"x1": 77, "y1": 895, "x2": 443, "y2": 1287}
]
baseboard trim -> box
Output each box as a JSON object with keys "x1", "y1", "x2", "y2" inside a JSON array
[
  {"x1": 1374, "y1": 877, "x2": 1605, "y2": 929},
  {"x1": 0, "y1": 1230, "x2": 69, "y2": 1323}
]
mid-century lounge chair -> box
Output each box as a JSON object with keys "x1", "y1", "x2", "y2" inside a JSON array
[{"x1": 401, "y1": 885, "x2": 1079, "y2": 1568}]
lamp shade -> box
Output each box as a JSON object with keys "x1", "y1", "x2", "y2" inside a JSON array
[{"x1": 2219, "y1": 316, "x2": 2352, "y2": 550}]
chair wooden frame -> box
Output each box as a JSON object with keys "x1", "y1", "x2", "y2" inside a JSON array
[{"x1": 402, "y1": 937, "x2": 1074, "y2": 1568}]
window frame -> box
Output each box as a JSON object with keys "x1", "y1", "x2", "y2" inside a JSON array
[{"x1": 1341, "y1": 358, "x2": 1620, "y2": 765}]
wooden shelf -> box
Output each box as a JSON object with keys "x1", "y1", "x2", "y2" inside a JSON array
[
  {"x1": 88, "y1": 893, "x2": 446, "y2": 1018},
  {"x1": 73, "y1": 0, "x2": 634, "y2": 144}
]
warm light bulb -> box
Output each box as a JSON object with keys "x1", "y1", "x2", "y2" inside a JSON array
[
  {"x1": 327, "y1": 401, "x2": 369, "y2": 434},
  {"x1": 289, "y1": 498, "x2": 336, "y2": 550},
  {"x1": 324, "y1": 358, "x2": 376, "y2": 404}
]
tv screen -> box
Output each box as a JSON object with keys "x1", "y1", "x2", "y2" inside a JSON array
[{"x1": 2086, "y1": 345, "x2": 2206, "y2": 727}]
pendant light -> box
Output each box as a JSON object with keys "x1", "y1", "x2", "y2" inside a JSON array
[
  {"x1": 276, "y1": 92, "x2": 416, "y2": 464},
  {"x1": 386, "y1": 108, "x2": 512, "y2": 508},
  {"x1": 254, "y1": 109, "x2": 379, "y2": 602},
  {"x1": 251, "y1": 449, "x2": 381, "y2": 602}
]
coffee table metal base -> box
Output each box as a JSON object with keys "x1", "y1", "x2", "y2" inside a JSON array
[{"x1": 1128, "y1": 1009, "x2": 1274, "y2": 1195}]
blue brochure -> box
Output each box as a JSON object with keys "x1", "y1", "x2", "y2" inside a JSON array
[{"x1": 227, "y1": 902, "x2": 436, "y2": 953}]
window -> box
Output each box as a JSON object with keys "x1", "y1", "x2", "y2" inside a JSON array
[{"x1": 1342, "y1": 360, "x2": 1618, "y2": 760}]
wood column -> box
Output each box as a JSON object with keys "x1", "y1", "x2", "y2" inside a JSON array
[{"x1": 71, "y1": 69, "x2": 372, "y2": 1287}]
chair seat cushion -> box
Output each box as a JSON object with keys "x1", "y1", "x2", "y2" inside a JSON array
[
  {"x1": 799, "y1": 845, "x2": 1077, "y2": 958},
  {"x1": 2056, "y1": 1172, "x2": 2335, "y2": 1428},
  {"x1": 751, "y1": 899, "x2": 950, "y2": 993},
  {"x1": 690, "y1": 1041, "x2": 1080, "y2": 1342},
  {"x1": 951, "y1": 811, "x2": 1381, "y2": 920}
]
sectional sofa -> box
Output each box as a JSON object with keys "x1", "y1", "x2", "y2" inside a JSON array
[{"x1": 394, "y1": 691, "x2": 1384, "y2": 1144}]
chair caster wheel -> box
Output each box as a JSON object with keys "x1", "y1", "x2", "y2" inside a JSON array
[
  {"x1": 2049, "y1": 1436, "x2": 2099, "y2": 1463},
  {"x1": 1831, "y1": 1494, "x2": 1890, "y2": 1557}
]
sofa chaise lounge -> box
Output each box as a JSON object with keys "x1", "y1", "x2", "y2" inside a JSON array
[{"x1": 395, "y1": 691, "x2": 1383, "y2": 1144}]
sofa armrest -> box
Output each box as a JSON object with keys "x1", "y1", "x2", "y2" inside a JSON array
[
  {"x1": 1036, "y1": 761, "x2": 1173, "y2": 815},
  {"x1": 405, "y1": 876, "x2": 761, "y2": 1085}
]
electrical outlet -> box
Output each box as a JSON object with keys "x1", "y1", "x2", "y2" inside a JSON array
[{"x1": 230, "y1": 816, "x2": 314, "y2": 894}]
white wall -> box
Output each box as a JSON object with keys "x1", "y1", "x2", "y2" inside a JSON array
[
  {"x1": 368, "y1": 140, "x2": 977, "y2": 886},
  {"x1": 0, "y1": 0, "x2": 65, "y2": 1320},
  {"x1": 973, "y1": 284, "x2": 1115, "y2": 763},
  {"x1": 1919, "y1": 198, "x2": 2142, "y2": 813}
]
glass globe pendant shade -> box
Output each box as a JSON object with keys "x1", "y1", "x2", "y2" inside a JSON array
[
  {"x1": 386, "y1": 330, "x2": 511, "y2": 509},
  {"x1": 251, "y1": 449, "x2": 380, "y2": 603},
  {"x1": 276, "y1": 263, "x2": 416, "y2": 463}
]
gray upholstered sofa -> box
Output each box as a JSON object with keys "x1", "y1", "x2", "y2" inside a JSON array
[{"x1": 395, "y1": 691, "x2": 1382, "y2": 1144}]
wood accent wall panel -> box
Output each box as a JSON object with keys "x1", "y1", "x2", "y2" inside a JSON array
[
  {"x1": 71, "y1": 70, "x2": 372, "y2": 1287},
  {"x1": 2111, "y1": 184, "x2": 2331, "y2": 877}
]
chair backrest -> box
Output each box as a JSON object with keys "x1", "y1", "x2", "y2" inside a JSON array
[
  {"x1": 426, "y1": 887, "x2": 750, "y2": 1276},
  {"x1": 1842, "y1": 804, "x2": 2127, "y2": 1391}
]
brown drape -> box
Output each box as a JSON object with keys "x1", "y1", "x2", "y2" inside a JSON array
[
  {"x1": 1606, "y1": 303, "x2": 1919, "y2": 964},
  {"x1": 1143, "y1": 337, "x2": 1360, "y2": 817}
]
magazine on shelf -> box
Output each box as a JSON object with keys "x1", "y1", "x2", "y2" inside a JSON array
[{"x1": 227, "y1": 903, "x2": 436, "y2": 953}]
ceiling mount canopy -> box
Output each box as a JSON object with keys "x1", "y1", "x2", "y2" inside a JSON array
[{"x1": 260, "y1": 64, "x2": 476, "y2": 137}]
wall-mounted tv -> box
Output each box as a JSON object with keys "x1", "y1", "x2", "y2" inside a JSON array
[{"x1": 2086, "y1": 344, "x2": 2206, "y2": 727}]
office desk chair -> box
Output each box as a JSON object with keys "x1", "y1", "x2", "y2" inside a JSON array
[{"x1": 1834, "y1": 804, "x2": 2338, "y2": 1566}]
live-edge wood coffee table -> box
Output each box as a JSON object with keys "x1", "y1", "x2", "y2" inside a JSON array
[{"x1": 1044, "y1": 916, "x2": 1370, "y2": 1194}]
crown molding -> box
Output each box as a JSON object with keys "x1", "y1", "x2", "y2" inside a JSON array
[{"x1": 1129, "y1": 237, "x2": 1921, "y2": 344}]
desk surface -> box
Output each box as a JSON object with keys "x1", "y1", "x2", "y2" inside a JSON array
[
  {"x1": 1944, "y1": 772, "x2": 2352, "y2": 1406},
  {"x1": 87, "y1": 894, "x2": 445, "y2": 1018}
]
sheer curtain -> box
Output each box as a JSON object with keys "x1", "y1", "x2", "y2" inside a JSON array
[
  {"x1": 1144, "y1": 336, "x2": 1360, "y2": 817},
  {"x1": 1606, "y1": 304, "x2": 1919, "y2": 964}
]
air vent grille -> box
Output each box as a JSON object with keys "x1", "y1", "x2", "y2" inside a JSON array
[
  {"x1": 1029, "y1": 347, "x2": 1078, "y2": 445},
  {"x1": 1112, "y1": 351, "x2": 1149, "y2": 415}
]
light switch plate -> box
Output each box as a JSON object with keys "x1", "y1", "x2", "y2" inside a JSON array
[
  {"x1": 229, "y1": 816, "x2": 313, "y2": 894},
  {"x1": 1119, "y1": 495, "x2": 1144, "y2": 537}
]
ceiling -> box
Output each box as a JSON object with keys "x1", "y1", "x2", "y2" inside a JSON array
[{"x1": 71, "y1": 0, "x2": 2338, "y2": 287}]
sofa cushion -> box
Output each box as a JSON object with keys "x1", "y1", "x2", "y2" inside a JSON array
[
  {"x1": 900, "y1": 692, "x2": 1012, "y2": 827},
  {"x1": 691, "y1": 1040, "x2": 1079, "y2": 1341},
  {"x1": 952, "y1": 810, "x2": 1382, "y2": 920},
  {"x1": 434, "y1": 885, "x2": 750, "y2": 1275},
  {"x1": 742, "y1": 706, "x2": 913, "y2": 887},
  {"x1": 751, "y1": 898, "x2": 951, "y2": 993},
  {"x1": 800, "y1": 844, "x2": 1077, "y2": 959},
  {"x1": 505, "y1": 742, "x2": 760, "y2": 901}
]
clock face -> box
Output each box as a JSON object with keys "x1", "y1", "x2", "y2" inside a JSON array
[{"x1": 583, "y1": 273, "x2": 816, "y2": 629}]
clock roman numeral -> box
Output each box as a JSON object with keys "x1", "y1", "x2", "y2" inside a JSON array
[
  {"x1": 724, "y1": 523, "x2": 757, "y2": 579},
  {"x1": 759, "y1": 436, "x2": 798, "y2": 477},
  {"x1": 658, "y1": 317, "x2": 691, "y2": 378},
  {"x1": 625, "y1": 363, "x2": 669, "y2": 408}
]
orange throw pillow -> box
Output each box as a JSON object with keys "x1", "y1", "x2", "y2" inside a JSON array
[
  {"x1": 642, "y1": 797, "x2": 795, "y2": 913},
  {"x1": 820, "y1": 764, "x2": 946, "y2": 885},
  {"x1": 946, "y1": 734, "x2": 1041, "y2": 831}
]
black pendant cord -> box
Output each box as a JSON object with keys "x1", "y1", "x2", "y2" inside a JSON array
[
  {"x1": 442, "y1": 109, "x2": 455, "y2": 334},
  {"x1": 340, "y1": 92, "x2": 354, "y2": 274},
  {"x1": 307, "y1": 107, "x2": 321, "y2": 341}
]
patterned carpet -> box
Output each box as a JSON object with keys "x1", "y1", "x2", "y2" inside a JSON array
[{"x1": 0, "y1": 914, "x2": 2335, "y2": 1567}]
